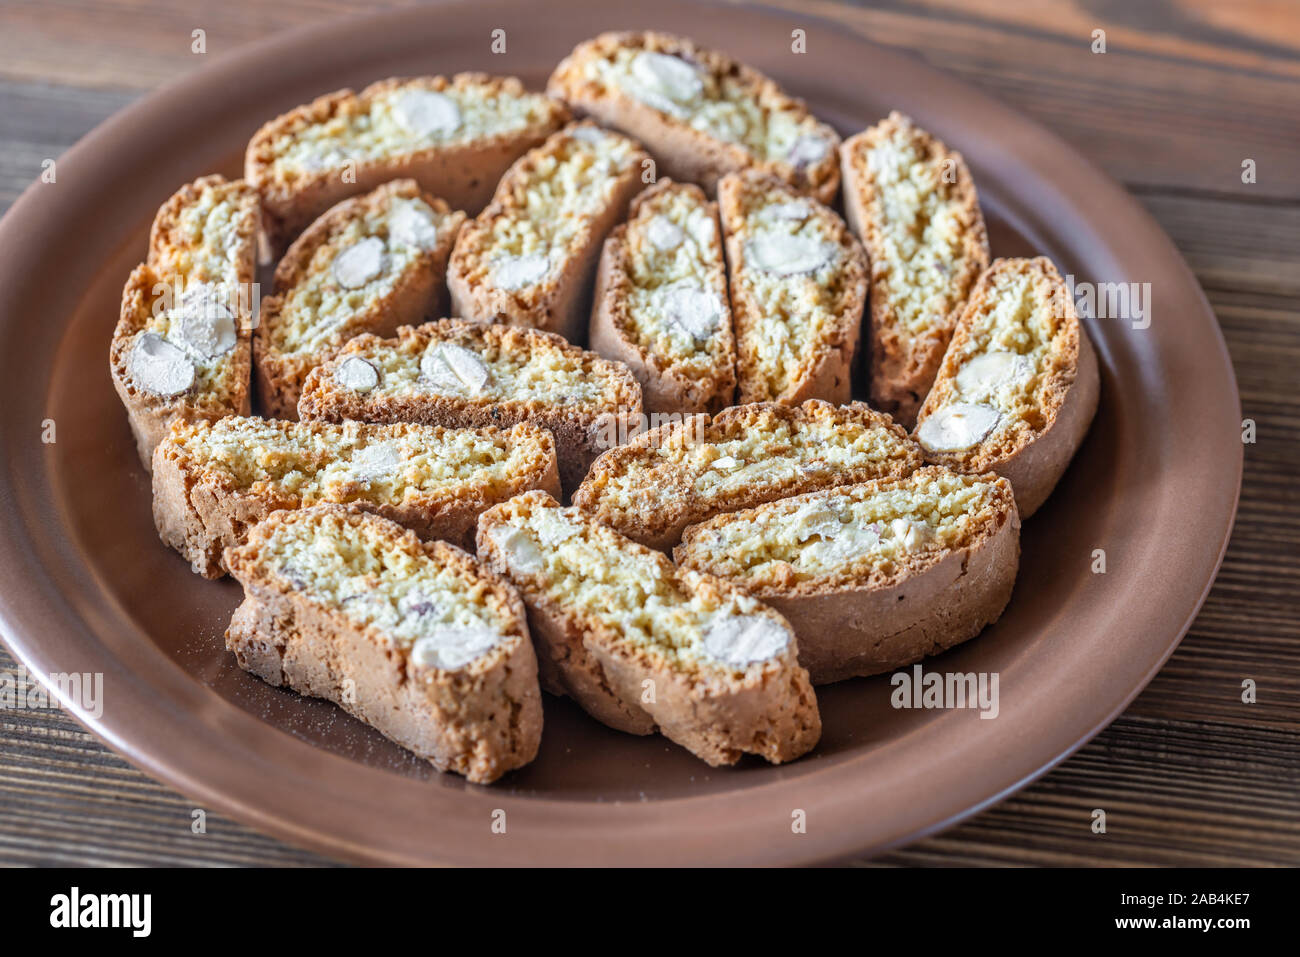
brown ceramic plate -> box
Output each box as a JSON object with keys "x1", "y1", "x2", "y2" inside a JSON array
[{"x1": 0, "y1": 0, "x2": 1240, "y2": 866}]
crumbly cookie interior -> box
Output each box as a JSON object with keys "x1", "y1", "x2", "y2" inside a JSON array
[
  {"x1": 324, "y1": 324, "x2": 623, "y2": 407},
  {"x1": 727, "y1": 181, "x2": 856, "y2": 400},
  {"x1": 265, "y1": 77, "x2": 558, "y2": 182},
  {"x1": 269, "y1": 192, "x2": 454, "y2": 356},
  {"x1": 250, "y1": 508, "x2": 517, "y2": 661},
  {"x1": 847, "y1": 118, "x2": 982, "y2": 339},
  {"x1": 577, "y1": 38, "x2": 833, "y2": 169},
  {"x1": 153, "y1": 179, "x2": 253, "y2": 286},
  {"x1": 917, "y1": 260, "x2": 1072, "y2": 460},
  {"x1": 584, "y1": 406, "x2": 918, "y2": 522},
  {"x1": 618, "y1": 183, "x2": 729, "y2": 379},
  {"x1": 486, "y1": 495, "x2": 789, "y2": 674},
  {"x1": 168, "y1": 416, "x2": 551, "y2": 507},
  {"x1": 454, "y1": 125, "x2": 643, "y2": 291},
  {"x1": 678, "y1": 468, "x2": 1008, "y2": 589}
]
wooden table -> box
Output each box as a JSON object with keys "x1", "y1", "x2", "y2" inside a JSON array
[{"x1": 1, "y1": 0, "x2": 1296, "y2": 867}]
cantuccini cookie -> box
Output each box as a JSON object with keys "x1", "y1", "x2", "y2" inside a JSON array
[
  {"x1": 675, "y1": 468, "x2": 1020, "y2": 684},
  {"x1": 840, "y1": 112, "x2": 990, "y2": 426},
  {"x1": 913, "y1": 257, "x2": 1098, "y2": 518},
  {"x1": 246, "y1": 74, "x2": 568, "y2": 255},
  {"x1": 573, "y1": 400, "x2": 923, "y2": 550},
  {"x1": 225, "y1": 505, "x2": 543, "y2": 784},
  {"x1": 476, "y1": 490, "x2": 820, "y2": 766},
  {"x1": 254, "y1": 179, "x2": 466, "y2": 419},
  {"x1": 110, "y1": 175, "x2": 259, "y2": 470},
  {"x1": 718, "y1": 170, "x2": 867, "y2": 405},
  {"x1": 152, "y1": 415, "x2": 560, "y2": 578},
  {"x1": 548, "y1": 31, "x2": 840, "y2": 203},
  {"x1": 297, "y1": 319, "x2": 643, "y2": 493},
  {"x1": 588, "y1": 178, "x2": 735, "y2": 413},
  {"x1": 446, "y1": 122, "x2": 649, "y2": 341}
]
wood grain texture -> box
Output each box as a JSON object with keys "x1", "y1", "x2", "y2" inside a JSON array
[{"x1": 0, "y1": 0, "x2": 1296, "y2": 867}]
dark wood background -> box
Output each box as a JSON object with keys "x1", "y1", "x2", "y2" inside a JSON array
[{"x1": 1, "y1": 0, "x2": 1296, "y2": 866}]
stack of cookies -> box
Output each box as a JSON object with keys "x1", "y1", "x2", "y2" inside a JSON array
[{"x1": 111, "y1": 32, "x2": 1098, "y2": 784}]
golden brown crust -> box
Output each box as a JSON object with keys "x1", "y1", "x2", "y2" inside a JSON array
[
  {"x1": 151, "y1": 416, "x2": 560, "y2": 578},
  {"x1": 573, "y1": 399, "x2": 923, "y2": 550},
  {"x1": 548, "y1": 31, "x2": 840, "y2": 204},
  {"x1": 588, "y1": 179, "x2": 737, "y2": 413},
  {"x1": 675, "y1": 469, "x2": 1021, "y2": 683},
  {"x1": 475, "y1": 490, "x2": 820, "y2": 765},
  {"x1": 224, "y1": 504, "x2": 542, "y2": 784},
  {"x1": 297, "y1": 319, "x2": 643, "y2": 494},
  {"x1": 253, "y1": 180, "x2": 466, "y2": 419},
  {"x1": 446, "y1": 122, "x2": 650, "y2": 341},
  {"x1": 717, "y1": 170, "x2": 866, "y2": 405},
  {"x1": 912, "y1": 257, "x2": 1099, "y2": 517},
  {"x1": 840, "y1": 112, "x2": 990, "y2": 427},
  {"x1": 245, "y1": 74, "x2": 569, "y2": 256}
]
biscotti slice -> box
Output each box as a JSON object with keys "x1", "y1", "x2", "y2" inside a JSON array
[
  {"x1": 152, "y1": 415, "x2": 559, "y2": 578},
  {"x1": 573, "y1": 399, "x2": 923, "y2": 550},
  {"x1": 548, "y1": 31, "x2": 840, "y2": 204},
  {"x1": 297, "y1": 319, "x2": 642, "y2": 493},
  {"x1": 675, "y1": 467, "x2": 1020, "y2": 684},
  {"x1": 840, "y1": 112, "x2": 991, "y2": 427},
  {"x1": 718, "y1": 170, "x2": 867, "y2": 405},
  {"x1": 588, "y1": 178, "x2": 736, "y2": 413},
  {"x1": 246, "y1": 74, "x2": 569, "y2": 255},
  {"x1": 254, "y1": 179, "x2": 466, "y2": 418},
  {"x1": 110, "y1": 175, "x2": 259, "y2": 470},
  {"x1": 224, "y1": 505, "x2": 542, "y2": 784},
  {"x1": 913, "y1": 257, "x2": 1099, "y2": 518},
  {"x1": 446, "y1": 122, "x2": 649, "y2": 341},
  {"x1": 476, "y1": 490, "x2": 819, "y2": 766}
]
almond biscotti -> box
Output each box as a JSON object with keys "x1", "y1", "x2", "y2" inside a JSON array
[
  {"x1": 225, "y1": 505, "x2": 542, "y2": 784},
  {"x1": 446, "y1": 122, "x2": 649, "y2": 341},
  {"x1": 840, "y1": 112, "x2": 990, "y2": 427},
  {"x1": 573, "y1": 400, "x2": 923, "y2": 550},
  {"x1": 152, "y1": 415, "x2": 560, "y2": 578},
  {"x1": 110, "y1": 175, "x2": 259, "y2": 470},
  {"x1": 297, "y1": 319, "x2": 642, "y2": 493},
  {"x1": 675, "y1": 468, "x2": 1020, "y2": 684},
  {"x1": 246, "y1": 74, "x2": 568, "y2": 255},
  {"x1": 254, "y1": 179, "x2": 466, "y2": 419},
  {"x1": 476, "y1": 490, "x2": 819, "y2": 766},
  {"x1": 913, "y1": 257, "x2": 1099, "y2": 518},
  {"x1": 718, "y1": 170, "x2": 867, "y2": 405},
  {"x1": 588, "y1": 179, "x2": 735, "y2": 413},
  {"x1": 548, "y1": 32, "x2": 840, "y2": 204}
]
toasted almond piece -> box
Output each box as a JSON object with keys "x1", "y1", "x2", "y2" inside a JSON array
[
  {"x1": 446, "y1": 121, "x2": 650, "y2": 341},
  {"x1": 476, "y1": 490, "x2": 819, "y2": 766},
  {"x1": 224, "y1": 504, "x2": 542, "y2": 784},
  {"x1": 718, "y1": 170, "x2": 867, "y2": 405},
  {"x1": 840, "y1": 112, "x2": 991, "y2": 427},
  {"x1": 548, "y1": 31, "x2": 840, "y2": 203},
  {"x1": 245, "y1": 73, "x2": 568, "y2": 255},
  {"x1": 573, "y1": 399, "x2": 923, "y2": 550},
  {"x1": 254, "y1": 179, "x2": 466, "y2": 419},
  {"x1": 675, "y1": 467, "x2": 1020, "y2": 683},
  {"x1": 913, "y1": 257, "x2": 1099, "y2": 517},
  {"x1": 588, "y1": 179, "x2": 736, "y2": 414},
  {"x1": 151, "y1": 415, "x2": 560, "y2": 578},
  {"x1": 297, "y1": 319, "x2": 643, "y2": 494}
]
